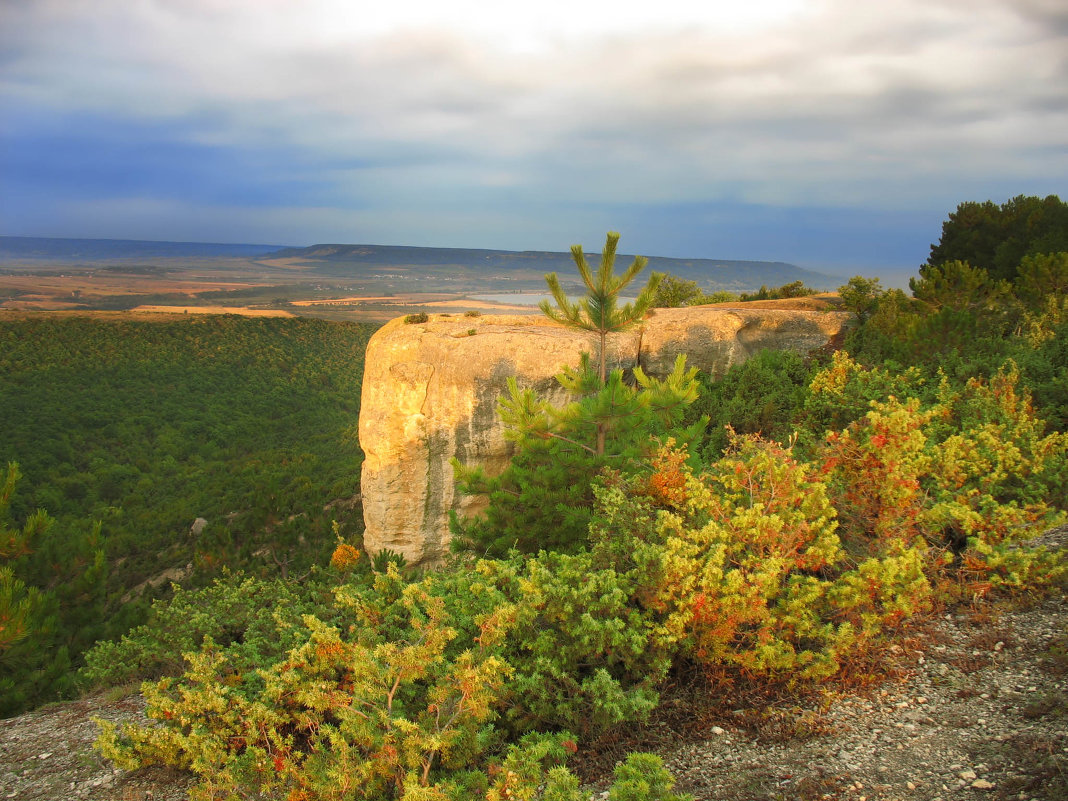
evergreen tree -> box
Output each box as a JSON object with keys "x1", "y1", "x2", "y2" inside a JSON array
[
  {"x1": 838, "y1": 276, "x2": 886, "y2": 324},
  {"x1": 0, "y1": 464, "x2": 70, "y2": 716},
  {"x1": 540, "y1": 232, "x2": 661, "y2": 382},
  {"x1": 924, "y1": 194, "x2": 1068, "y2": 283},
  {"x1": 539, "y1": 231, "x2": 663, "y2": 455},
  {"x1": 453, "y1": 233, "x2": 704, "y2": 555},
  {"x1": 453, "y1": 355, "x2": 705, "y2": 555}
]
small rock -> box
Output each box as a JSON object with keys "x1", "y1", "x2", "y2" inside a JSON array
[
  {"x1": 971, "y1": 778, "x2": 995, "y2": 789},
  {"x1": 710, "y1": 726, "x2": 725, "y2": 735},
  {"x1": 959, "y1": 769, "x2": 978, "y2": 780}
]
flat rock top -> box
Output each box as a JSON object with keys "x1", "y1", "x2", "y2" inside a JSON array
[{"x1": 367, "y1": 303, "x2": 852, "y2": 363}]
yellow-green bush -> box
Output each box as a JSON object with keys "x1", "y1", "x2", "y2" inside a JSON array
[
  {"x1": 93, "y1": 356, "x2": 1068, "y2": 799},
  {"x1": 815, "y1": 355, "x2": 1067, "y2": 594},
  {"x1": 97, "y1": 565, "x2": 516, "y2": 800},
  {"x1": 591, "y1": 436, "x2": 933, "y2": 683}
]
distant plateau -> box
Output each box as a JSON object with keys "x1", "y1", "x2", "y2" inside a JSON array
[{"x1": 0, "y1": 236, "x2": 845, "y2": 322}]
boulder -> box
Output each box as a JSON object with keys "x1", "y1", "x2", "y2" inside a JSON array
[{"x1": 359, "y1": 305, "x2": 850, "y2": 565}]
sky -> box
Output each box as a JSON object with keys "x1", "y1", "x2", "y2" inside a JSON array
[{"x1": 1, "y1": 0, "x2": 1066, "y2": 281}]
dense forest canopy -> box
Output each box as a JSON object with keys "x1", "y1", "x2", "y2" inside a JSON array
[{"x1": 0, "y1": 314, "x2": 374, "y2": 714}]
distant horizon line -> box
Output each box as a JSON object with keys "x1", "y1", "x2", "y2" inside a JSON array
[
  {"x1": 0, "y1": 233, "x2": 926, "y2": 286},
  {"x1": 0, "y1": 233, "x2": 809, "y2": 268},
  {"x1": 0, "y1": 233, "x2": 296, "y2": 249}
]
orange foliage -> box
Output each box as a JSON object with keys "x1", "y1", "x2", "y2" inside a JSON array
[{"x1": 330, "y1": 543, "x2": 362, "y2": 571}]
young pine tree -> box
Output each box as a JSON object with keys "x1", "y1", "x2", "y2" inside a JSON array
[
  {"x1": 452, "y1": 233, "x2": 705, "y2": 555},
  {"x1": 540, "y1": 232, "x2": 663, "y2": 455}
]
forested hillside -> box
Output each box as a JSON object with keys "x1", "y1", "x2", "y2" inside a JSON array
[
  {"x1": 74, "y1": 199, "x2": 1067, "y2": 801},
  {"x1": 0, "y1": 314, "x2": 375, "y2": 715},
  {"x1": 2, "y1": 197, "x2": 1066, "y2": 800}
]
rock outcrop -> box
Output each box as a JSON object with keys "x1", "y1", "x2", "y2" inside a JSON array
[{"x1": 359, "y1": 305, "x2": 851, "y2": 565}]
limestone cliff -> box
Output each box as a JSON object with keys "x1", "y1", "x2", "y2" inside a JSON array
[{"x1": 359, "y1": 305, "x2": 850, "y2": 565}]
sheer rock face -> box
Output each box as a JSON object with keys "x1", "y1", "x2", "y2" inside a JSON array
[{"x1": 359, "y1": 306, "x2": 850, "y2": 566}]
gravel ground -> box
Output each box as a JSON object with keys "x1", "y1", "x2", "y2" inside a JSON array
[
  {"x1": 2, "y1": 594, "x2": 1064, "y2": 801},
  {"x1": 0, "y1": 692, "x2": 194, "y2": 801},
  {"x1": 649, "y1": 595, "x2": 1068, "y2": 801}
]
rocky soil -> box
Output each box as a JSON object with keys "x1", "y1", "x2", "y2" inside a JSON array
[
  {"x1": 649, "y1": 594, "x2": 1067, "y2": 801},
  {"x1": 2, "y1": 594, "x2": 1064, "y2": 801},
  {"x1": 0, "y1": 692, "x2": 193, "y2": 801}
]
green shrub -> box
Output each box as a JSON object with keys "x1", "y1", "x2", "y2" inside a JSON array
[
  {"x1": 739, "y1": 280, "x2": 818, "y2": 301},
  {"x1": 80, "y1": 574, "x2": 324, "y2": 688},
  {"x1": 404, "y1": 313, "x2": 429, "y2": 324},
  {"x1": 96, "y1": 564, "x2": 516, "y2": 800},
  {"x1": 650, "y1": 275, "x2": 725, "y2": 308},
  {"x1": 481, "y1": 550, "x2": 670, "y2": 736},
  {"x1": 485, "y1": 732, "x2": 582, "y2": 801},
  {"x1": 609, "y1": 753, "x2": 693, "y2": 801},
  {"x1": 92, "y1": 556, "x2": 695, "y2": 798},
  {"x1": 686, "y1": 349, "x2": 815, "y2": 459}
]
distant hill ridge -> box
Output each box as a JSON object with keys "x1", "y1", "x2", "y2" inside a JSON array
[
  {"x1": 0, "y1": 236, "x2": 841, "y2": 290},
  {"x1": 275, "y1": 243, "x2": 841, "y2": 289}
]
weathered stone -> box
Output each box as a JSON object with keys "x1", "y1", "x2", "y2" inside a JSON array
[
  {"x1": 639, "y1": 305, "x2": 847, "y2": 376},
  {"x1": 359, "y1": 305, "x2": 851, "y2": 565}
]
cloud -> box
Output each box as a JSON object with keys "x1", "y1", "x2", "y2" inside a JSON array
[{"x1": 1, "y1": 0, "x2": 1065, "y2": 265}]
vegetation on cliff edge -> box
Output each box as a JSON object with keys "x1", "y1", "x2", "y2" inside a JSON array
[{"x1": 88, "y1": 205, "x2": 1068, "y2": 799}]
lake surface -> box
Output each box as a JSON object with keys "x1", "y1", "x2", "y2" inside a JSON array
[{"x1": 471, "y1": 293, "x2": 636, "y2": 306}]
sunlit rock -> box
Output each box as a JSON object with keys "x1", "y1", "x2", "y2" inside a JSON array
[{"x1": 359, "y1": 305, "x2": 850, "y2": 566}]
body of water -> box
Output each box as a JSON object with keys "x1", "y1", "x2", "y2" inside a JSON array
[{"x1": 471, "y1": 293, "x2": 636, "y2": 306}]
